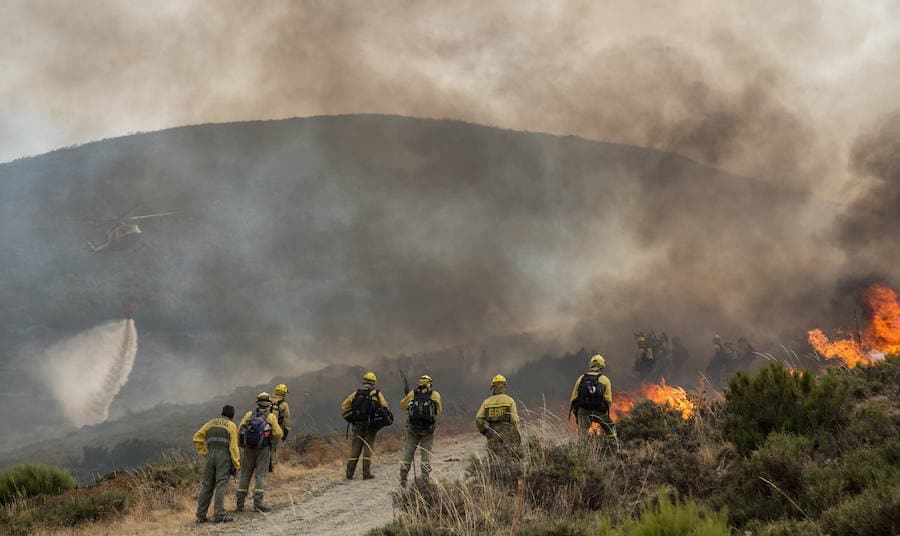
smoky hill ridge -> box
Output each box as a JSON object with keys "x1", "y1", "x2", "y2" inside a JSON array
[{"x1": 0, "y1": 114, "x2": 818, "y2": 460}]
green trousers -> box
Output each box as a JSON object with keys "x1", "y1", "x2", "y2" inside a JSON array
[
  {"x1": 196, "y1": 448, "x2": 232, "y2": 521},
  {"x1": 400, "y1": 428, "x2": 434, "y2": 483},
  {"x1": 346, "y1": 423, "x2": 377, "y2": 478},
  {"x1": 576, "y1": 407, "x2": 616, "y2": 438},
  {"x1": 237, "y1": 446, "x2": 271, "y2": 505}
]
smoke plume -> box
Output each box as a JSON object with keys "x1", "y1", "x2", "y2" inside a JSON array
[{"x1": 35, "y1": 319, "x2": 138, "y2": 427}]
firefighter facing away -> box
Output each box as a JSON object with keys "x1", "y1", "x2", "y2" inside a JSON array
[
  {"x1": 269, "y1": 383, "x2": 291, "y2": 471},
  {"x1": 236, "y1": 392, "x2": 283, "y2": 512},
  {"x1": 341, "y1": 371, "x2": 390, "y2": 480},
  {"x1": 475, "y1": 374, "x2": 522, "y2": 460},
  {"x1": 399, "y1": 374, "x2": 443, "y2": 486},
  {"x1": 570, "y1": 354, "x2": 615, "y2": 439},
  {"x1": 193, "y1": 405, "x2": 241, "y2": 523}
]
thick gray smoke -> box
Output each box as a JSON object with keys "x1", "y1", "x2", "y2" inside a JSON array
[{"x1": 34, "y1": 319, "x2": 138, "y2": 427}]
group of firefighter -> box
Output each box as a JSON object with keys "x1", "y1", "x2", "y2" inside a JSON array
[{"x1": 192, "y1": 354, "x2": 614, "y2": 524}]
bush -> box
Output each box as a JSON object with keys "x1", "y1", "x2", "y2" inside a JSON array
[
  {"x1": 623, "y1": 494, "x2": 729, "y2": 536},
  {"x1": 33, "y1": 491, "x2": 131, "y2": 527},
  {"x1": 0, "y1": 463, "x2": 76, "y2": 504},
  {"x1": 617, "y1": 400, "x2": 687, "y2": 443},
  {"x1": 822, "y1": 482, "x2": 900, "y2": 536}
]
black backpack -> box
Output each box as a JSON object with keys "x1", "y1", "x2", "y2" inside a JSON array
[
  {"x1": 408, "y1": 389, "x2": 436, "y2": 429},
  {"x1": 239, "y1": 409, "x2": 272, "y2": 448},
  {"x1": 575, "y1": 374, "x2": 608, "y2": 411},
  {"x1": 348, "y1": 388, "x2": 376, "y2": 424},
  {"x1": 370, "y1": 404, "x2": 394, "y2": 431},
  {"x1": 272, "y1": 399, "x2": 286, "y2": 429}
]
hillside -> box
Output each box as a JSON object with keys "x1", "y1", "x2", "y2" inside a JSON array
[{"x1": 0, "y1": 115, "x2": 830, "y2": 454}]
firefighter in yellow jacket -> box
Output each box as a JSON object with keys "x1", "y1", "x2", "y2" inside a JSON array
[
  {"x1": 236, "y1": 392, "x2": 283, "y2": 512},
  {"x1": 475, "y1": 374, "x2": 521, "y2": 460},
  {"x1": 341, "y1": 371, "x2": 389, "y2": 480},
  {"x1": 570, "y1": 354, "x2": 615, "y2": 439},
  {"x1": 269, "y1": 383, "x2": 291, "y2": 471},
  {"x1": 193, "y1": 405, "x2": 240, "y2": 523},
  {"x1": 399, "y1": 374, "x2": 443, "y2": 486}
]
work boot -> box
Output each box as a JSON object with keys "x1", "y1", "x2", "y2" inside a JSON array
[
  {"x1": 363, "y1": 473, "x2": 375, "y2": 480},
  {"x1": 254, "y1": 502, "x2": 271, "y2": 512},
  {"x1": 213, "y1": 514, "x2": 234, "y2": 523},
  {"x1": 345, "y1": 459, "x2": 357, "y2": 480},
  {"x1": 196, "y1": 516, "x2": 208, "y2": 524}
]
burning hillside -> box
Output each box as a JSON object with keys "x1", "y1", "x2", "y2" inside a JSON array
[{"x1": 808, "y1": 284, "x2": 900, "y2": 367}]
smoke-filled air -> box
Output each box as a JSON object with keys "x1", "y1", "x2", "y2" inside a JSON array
[{"x1": 34, "y1": 319, "x2": 138, "y2": 427}]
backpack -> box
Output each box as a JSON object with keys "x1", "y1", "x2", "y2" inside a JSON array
[
  {"x1": 347, "y1": 388, "x2": 376, "y2": 424},
  {"x1": 408, "y1": 389, "x2": 436, "y2": 429},
  {"x1": 239, "y1": 409, "x2": 273, "y2": 448},
  {"x1": 575, "y1": 373, "x2": 608, "y2": 411},
  {"x1": 370, "y1": 404, "x2": 394, "y2": 431},
  {"x1": 272, "y1": 399, "x2": 286, "y2": 429}
]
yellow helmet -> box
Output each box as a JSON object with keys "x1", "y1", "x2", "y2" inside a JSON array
[
  {"x1": 491, "y1": 374, "x2": 507, "y2": 385},
  {"x1": 363, "y1": 371, "x2": 377, "y2": 383},
  {"x1": 274, "y1": 383, "x2": 288, "y2": 396},
  {"x1": 417, "y1": 374, "x2": 433, "y2": 387},
  {"x1": 256, "y1": 392, "x2": 272, "y2": 405},
  {"x1": 589, "y1": 354, "x2": 606, "y2": 369}
]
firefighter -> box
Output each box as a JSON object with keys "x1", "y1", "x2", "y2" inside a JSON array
[
  {"x1": 269, "y1": 383, "x2": 291, "y2": 471},
  {"x1": 193, "y1": 405, "x2": 240, "y2": 523},
  {"x1": 475, "y1": 374, "x2": 521, "y2": 461},
  {"x1": 399, "y1": 374, "x2": 443, "y2": 487},
  {"x1": 570, "y1": 354, "x2": 615, "y2": 439},
  {"x1": 236, "y1": 392, "x2": 283, "y2": 513},
  {"x1": 341, "y1": 371, "x2": 389, "y2": 480}
]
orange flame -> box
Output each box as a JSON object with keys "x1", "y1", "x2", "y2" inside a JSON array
[
  {"x1": 808, "y1": 284, "x2": 900, "y2": 367},
  {"x1": 587, "y1": 421, "x2": 603, "y2": 436},
  {"x1": 612, "y1": 378, "x2": 694, "y2": 420}
]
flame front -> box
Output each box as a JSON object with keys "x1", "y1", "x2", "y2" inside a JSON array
[
  {"x1": 612, "y1": 378, "x2": 694, "y2": 420},
  {"x1": 640, "y1": 379, "x2": 694, "y2": 419},
  {"x1": 808, "y1": 284, "x2": 900, "y2": 367},
  {"x1": 587, "y1": 421, "x2": 603, "y2": 436}
]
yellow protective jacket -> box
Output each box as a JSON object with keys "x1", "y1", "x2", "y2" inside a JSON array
[
  {"x1": 400, "y1": 388, "x2": 443, "y2": 416},
  {"x1": 193, "y1": 417, "x2": 240, "y2": 469},
  {"x1": 239, "y1": 409, "x2": 284, "y2": 444},
  {"x1": 475, "y1": 392, "x2": 519, "y2": 433},
  {"x1": 341, "y1": 386, "x2": 389, "y2": 419},
  {"x1": 570, "y1": 370, "x2": 613, "y2": 406},
  {"x1": 272, "y1": 395, "x2": 291, "y2": 434}
]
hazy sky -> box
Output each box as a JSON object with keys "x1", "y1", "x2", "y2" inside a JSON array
[{"x1": 2, "y1": 1, "x2": 899, "y2": 197}]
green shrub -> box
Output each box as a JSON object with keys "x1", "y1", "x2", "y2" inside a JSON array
[
  {"x1": 822, "y1": 482, "x2": 900, "y2": 536},
  {"x1": 617, "y1": 399, "x2": 687, "y2": 443},
  {"x1": 742, "y1": 518, "x2": 824, "y2": 536},
  {"x1": 0, "y1": 463, "x2": 76, "y2": 504},
  {"x1": 32, "y1": 491, "x2": 131, "y2": 527},
  {"x1": 725, "y1": 432, "x2": 813, "y2": 525},
  {"x1": 622, "y1": 495, "x2": 729, "y2": 536}
]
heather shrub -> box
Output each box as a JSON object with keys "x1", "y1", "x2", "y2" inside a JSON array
[
  {"x1": 0, "y1": 463, "x2": 76, "y2": 504},
  {"x1": 617, "y1": 399, "x2": 687, "y2": 443}
]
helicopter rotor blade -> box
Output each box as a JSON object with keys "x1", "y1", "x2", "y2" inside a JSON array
[{"x1": 126, "y1": 211, "x2": 178, "y2": 221}]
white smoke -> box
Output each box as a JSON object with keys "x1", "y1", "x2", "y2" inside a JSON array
[{"x1": 37, "y1": 319, "x2": 138, "y2": 427}]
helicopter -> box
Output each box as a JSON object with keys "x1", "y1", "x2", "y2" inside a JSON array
[{"x1": 83, "y1": 210, "x2": 177, "y2": 252}]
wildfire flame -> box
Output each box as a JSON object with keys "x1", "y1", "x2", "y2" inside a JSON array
[
  {"x1": 808, "y1": 284, "x2": 900, "y2": 367},
  {"x1": 588, "y1": 421, "x2": 603, "y2": 436},
  {"x1": 611, "y1": 378, "x2": 694, "y2": 420}
]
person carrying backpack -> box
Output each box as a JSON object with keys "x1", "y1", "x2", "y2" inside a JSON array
[
  {"x1": 193, "y1": 405, "x2": 240, "y2": 524},
  {"x1": 340, "y1": 371, "x2": 389, "y2": 480},
  {"x1": 399, "y1": 374, "x2": 442, "y2": 487},
  {"x1": 236, "y1": 392, "x2": 283, "y2": 513},
  {"x1": 475, "y1": 374, "x2": 522, "y2": 461},
  {"x1": 570, "y1": 354, "x2": 615, "y2": 439},
  {"x1": 269, "y1": 383, "x2": 291, "y2": 472}
]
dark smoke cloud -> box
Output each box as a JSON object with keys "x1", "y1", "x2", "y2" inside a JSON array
[{"x1": 836, "y1": 112, "x2": 900, "y2": 278}]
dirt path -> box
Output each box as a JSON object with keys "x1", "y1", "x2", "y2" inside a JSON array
[{"x1": 213, "y1": 433, "x2": 481, "y2": 536}]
